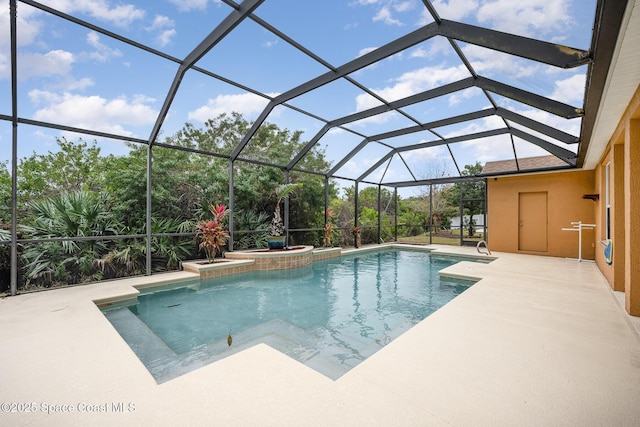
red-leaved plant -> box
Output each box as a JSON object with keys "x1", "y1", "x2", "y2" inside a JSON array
[
  {"x1": 195, "y1": 204, "x2": 230, "y2": 262},
  {"x1": 323, "y1": 209, "x2": 335, "y2": 248}
]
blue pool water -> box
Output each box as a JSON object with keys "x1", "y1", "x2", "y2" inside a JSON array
[{"x1": 103, "y1": 249, "x2": 480, "y2": 382}]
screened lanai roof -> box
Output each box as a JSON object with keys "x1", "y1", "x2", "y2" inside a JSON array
[{"x1": 1, "y1": 0, "x2": 628, "y2": 187}]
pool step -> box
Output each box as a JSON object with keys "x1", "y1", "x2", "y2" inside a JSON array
[
  {"x1": 104, "y1": 310, "x2": 415, "y2": 382},
  {"x1": 103, "y1": 308, "x2": 176, "y2": 371}
]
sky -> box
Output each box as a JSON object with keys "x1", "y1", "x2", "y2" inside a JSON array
[{"x1": 0, "y1": 0, "x2": 598, "y2": 191}]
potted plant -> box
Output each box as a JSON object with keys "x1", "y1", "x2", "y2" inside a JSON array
[
  {"x1": 195, "y1": 204, "x2": 230, "y2": 263},
  {"x1": 268, "y1": 183, "x2": 302, "y2": 250}
]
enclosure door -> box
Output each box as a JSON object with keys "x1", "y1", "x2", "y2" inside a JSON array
[{"x1": 518, "y1": 192, "x2": 548, "y2": 252}]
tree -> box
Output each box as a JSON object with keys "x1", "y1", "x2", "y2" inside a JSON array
[
  {"x1": 0, "y1": 162, "x2": 11, "y2": 223},
  {"x1": 17, "y1": 138, "x2": 105, "y2": 220},
  {"x1": 442, "y1": 162, "x2": 486, "y2": 214},
  {"x1": 7, "y1": 112, "x2": 339, "y2": 287},
  {"x1": 166, "y1": 113, "x2": 332, "y2": 233},
  {"x1": 444, "y1": 162, "x2": 484, "y2": 206},
  {"x1": 440, "y1": 162, "x2": 486, "y2": 236},
  {"x1": 101, "y1": 149, "x2": 148, "y2": 232}
]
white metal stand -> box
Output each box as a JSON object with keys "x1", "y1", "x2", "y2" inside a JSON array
[{"x1": 561, "y1": 221, "x2": 595, "y2": 262}]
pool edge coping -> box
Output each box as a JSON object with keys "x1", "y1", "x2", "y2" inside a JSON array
[{"x1": 92, "y1": 243, "x2": 497, "y2": 308}]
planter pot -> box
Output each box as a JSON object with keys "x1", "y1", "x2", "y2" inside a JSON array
[{"x1": 267, "y1": 236, "x2": 286, "y2": 250}]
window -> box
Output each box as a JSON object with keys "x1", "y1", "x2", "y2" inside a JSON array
[{"x1": 605, "y1": 162, "x2": 611, "y2": 240}]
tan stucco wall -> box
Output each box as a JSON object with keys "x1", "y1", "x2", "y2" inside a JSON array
[
  {"x1": 594, "y1": 143, "x2": 626, "y2": 291},
  {"x1": 486, "y1": 85, "x2": 640, "y2": 316},
  {"x1": 593, "y1": 84, "x2": 640, "y2": 315},
  {"x1": 487, "y1": 170, "x2": 595, "y2": 259}
]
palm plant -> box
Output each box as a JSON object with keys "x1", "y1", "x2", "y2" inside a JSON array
[
  {"x1": 21, "y1": 190, "x2": 120, "y2": 287},
  {"x1": 96, "y1": 239, "x2": 146, "y2": 278},
  {"x1": 233, "y1": 210, "x2": 270, "y2": 249},
  {"x1": 270, "y1": 183, "x2": 303, "y2": 236},
  {"x1": 96, "y1": 217, "x2": 194, "y2": 277},
  {"x1": 151, "y1": 217, "x2": 195, "y2": 270}
]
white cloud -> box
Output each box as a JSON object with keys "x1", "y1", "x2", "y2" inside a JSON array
[
  {"x1": 373, "y1": 6, "x2": 403, "y2": 26},
  {"x1": 417, "y1": 8, "x2": 436, "y2": 26},
  {"x1": 1, "y1": 43, "x2": 89, "y2": 94},
  {"x1": 148, "y1": 15, "x2": 174, "y2": 30},
  {"x1": 354, "y1": 0, "x2": 421, "y2": 26},
  {"x1": 550, "y1": 73, "x2": 586, "y2": 104},
  {"x1": 29, "y1": 91, "x2": 158, "y2": 136},
  {"x1": 327, "y1": 127, "x2": 348, "y2": 136},
  {"x1": 344, "y1": 22, "x2": 359, "y2": 30},
  {"x1": 86, "y1": 31, "x2": 122, "y2": 62},
  {"x1": 358, "y1": 47, "x2": 378, "y2": 57},
  {"x1": 509, "y1": 107, "x2": 581, "y2": 136},
  {"x1": 0, "y1": 3, "x2": 42, "y2": 48},
  {"x1": 188, "y1": 93, "x2": 277, "y2": 123},
  {"x1": 147, "y1": 15, "x2": 176, "y2": 47},
  {"x1": 458, "y1": 133, "x2": 514, "y2": 162},
  {"x1": 59, "y1": 77, "x2": 95, "y2": 91},
  {"x1": 14, "y1": 50, "x2": 75, "y2": 80},
  {"x1": 0, "y1": 53, "x2": 8, "y2": 79},
  {"x1": 476, "y1": 0, "x2": 572, "y2": 38},
  {"x1": 431, "y1": 0, "x2": 479, "y2": 20},
  {"x1": 440, "y1": 115, "x2": 505, "y2": 139},
  {"x1": 513, "y1": 140, "x2": 556, "y2": 158},
  {"x1": 167, "y1": 0, "x2": 221, "y2": 12},
  {"x1": 463, "y1": 44, "x2": 541, "y2": 78},
  {"x1": 402, "y1": 145, "x2": 449, "y2": 162},
  {"x1": 355, "y1": 64, "x2": 471, "y2": 112},
  {"x1": 157, "y1": 29, "x2": 177, "y2": 47},
  {"x1": 447, "y1": 87, "x2": 481, "y2": 106},
  {"x1": 341, "y1": 157, "x2": 377, "y2": 178},
  {"x1": 407, "y1": 116, "x2": 515, "y2": 164},
  {"x1": 410, "y1": 37, "x2": 451, "y2": 59},
  {"x1": 394, "y1": 1, "x2": 415, "y2": 13},
  {"x1": 433, "y1": 0, "x2": 478, "y2": 21},
  {"x1": 409, "y1": 47, "x2": 429, "y2": 58},
  {"x1": 44, "y1": 0, "x2": 145, "y2": 27}
]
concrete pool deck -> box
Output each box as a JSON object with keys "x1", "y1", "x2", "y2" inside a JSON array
[{"x1": 1, "y1": 244, "x2": 639, "y2": 426}]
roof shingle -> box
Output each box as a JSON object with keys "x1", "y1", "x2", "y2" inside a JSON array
[{"x1": 482, "y1": 155, "x2": 569, "y2": 175}]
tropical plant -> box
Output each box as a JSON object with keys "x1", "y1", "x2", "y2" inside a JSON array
[
  {"x1": 233, "y1": 210, "x2": 270, "y2": 250},
  {"x1": 270, "y1": 183, "x2": 303, "y2": 236},
  {"x1": 0, "y1": 162, "x2": 11, "y2": 223},
  {"x1": 353, "y1": 226, "x2": 361, "y2": 248},
  {"x1": 196, "y1": 204, "x2": 230, "y2": 262},
  {"x1": 322, "y1": 209, "x2": 336, "y2": 248},
  {"x1": 95, "y1": 238, "x2": 147, "y2": 278},
  {"x1": 95, "y1": 217, "x2": 195, "y2": 278},
  {"x1": 151, "y1": 217, "x2": 195, "y2": 270},
  {"x1": 323, "y1": 223, "x2": 335, "y2": 247},
  {"x1": 21, "y1": 190, "x2": 120, "y2": 287}
]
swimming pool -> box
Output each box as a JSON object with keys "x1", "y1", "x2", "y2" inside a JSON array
[{"x1": 103, "y1": 248, "x2": 481, "y2": 382}]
